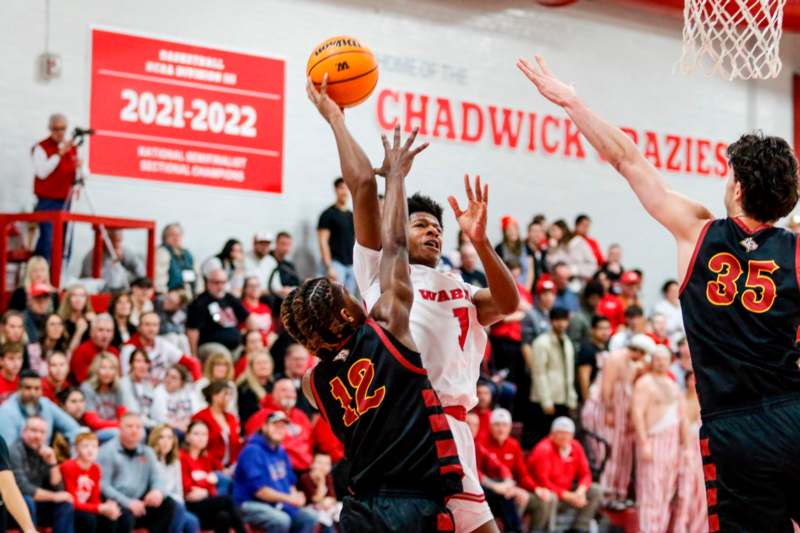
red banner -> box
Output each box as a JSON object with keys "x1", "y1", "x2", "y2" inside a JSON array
[{"x1": 89, "y1": 28, "x2": 284, "y2": 193}]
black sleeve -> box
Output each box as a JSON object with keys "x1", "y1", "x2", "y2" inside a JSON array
[
  {"x1": 317, "y1": 207, "x2": 332, "y2": 231},
  {"x1": 576, "y1": 345, "x2": 596, "y2": 367},
  {"x1": 8, "y1": 288, "x2": 26, "y2": 312},
  {"x1": 185, "y1": 299, "x2": 206, "y2": 330},
  {"x1": 0, "y1": 437, "x2": 10, "y2": 471}
]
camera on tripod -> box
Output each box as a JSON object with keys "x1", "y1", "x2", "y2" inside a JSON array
[{"x1": 71, "y1": 126, "x2": 95, "y2": 147}]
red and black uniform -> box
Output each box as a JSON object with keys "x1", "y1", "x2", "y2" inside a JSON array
[
  {"x1": 310, "y1": 320, "x2": 463, "y2": 533},
  {"x1": 680, "y1": 217, "x2": 800, "y2": 532}
]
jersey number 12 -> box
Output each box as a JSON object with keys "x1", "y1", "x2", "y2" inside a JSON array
[{"x1": 329, "y1": 359, "x2": 386, "y2": 427}]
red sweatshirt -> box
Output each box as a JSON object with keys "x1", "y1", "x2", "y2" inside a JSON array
[
  {"x1": 596, "y1": 294, "x2": 626, "y2": 332},
  {"x1": 474, "y1": 439, "x2": 512, "y2": 482},
  {"x1": 60, "y1": 459, "x2": 102, "y2": 513},
  {"x1": 70, "y1": 341, "x2": 119, "y2": 384},
  {"x1": 527, "y1": 437, "x2": 592, "y2": 499},
  {"x1": 311, "y1": 415, "x2": 344, "y2": 464},
  {"x1": 480, "y1": 434, "x2": 539, "y2": 492},
  {"x1": 245, "y1": 396, "x2": 313, "y2": 471},
  {"x1": 0, "y1": 373, "x2": 19, "y2": 404},
  {"x1": 81, "y1": 407, "x2": 125, "y2": 431},
  {"x1": 191, "y1": 407, "x2": 241, "y2": 470},
  {"x1": 180, "y1": 449, "x2": 217, "y2": 497},
  {"x1": 41, "y1": 377, "x2": 69, "y2": 404}
]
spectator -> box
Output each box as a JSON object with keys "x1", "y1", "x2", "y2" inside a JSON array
[
  {"x1": 618, "y1": 270, "x2": 642, "y2": 310},
  {"x1": 202, "y1": 239, "x2": 246, "y2": 297},
  {"x1": 552, "y1": 262, "x2": 580, "y2": 313},
  {"x1": 57, "y1": 388, "x2": 117, "y2": 444},
  {"x1": 317, "y1": 177, "x2": 356, "y2": 294},
  {"x1": 568, "y1": 214, "x2": 604, "y2": 280},
  {"x1": 609, "y1": 305, "x2": 647, "y2": 351},
  {"x1": 545, "y1": 219, "x2": 572, "y2": 270},
  {"x1": 673, "y1": 371, "x2": 707, "y2": 531},
  {"x1": 191, "y1": 380, "x2": 241, "y2": 472},
  {"x1": 297, "y1": 453, "x2": 340, "y2": 529},
  {"x1": 525, "y1": 220, "x2": 549, "y2": 289},
  {"x1": 31, "y1": 113, "x2": 79, "y2": 262},
  {"x1": 233, "y1": 329, "x2": 266, "y2": 379},
  {"x1": 480, "y1": 409, "x2": 554, "y2": 530},
  {"x1": 239, "y1": 277, "x2": 277, "y2": 347},
  {"x1": 576, "y1": 316, "x2": 611, "y2": 403},
  {"x1": 309, "y1": 416, "x2": 344, "y2": 466},
  {"x1": 129, "y1": 276, "x2": 155, "y2": 327},
  {"x1": 2, "y1": 310, "x2": 31, "y2": 369},
  {"x1": 155, "y1": 223, "x2": 197, "y2": 298},
  {"x1": 194, "y1": 350, "x2": 238, "y2": 414},
  {"x1": 41, "y1": 351, "x2": 70, "y2": 404},
  {"x1": 489, "y1": 258, "x2": 530, "y2": 392},
  {"x1": 528, "y1": 417, "x2": 602, "y2": 533},
  {"x1": 279, "y1": 344, "x2": 314, "y2": 417},
  {"x1": 186, "y1": 267, "x2": 253, "y2": 356},
  {"x1": 79, "y1": 229, "x2": 145, "y2": 292},
  {"x1": 652, "y1": 279, "x2": 684, "y2": 346},
  {"x1": 495, "y1": 215, "x2": 532, "y2": 287},
  {"x1": 245, "y1": 378, "x2": 313, "y2": 473},
  {"x1": 28, "y1": 313, "x2": 69, "y2": 375},
  {"x1": 120, "y1": 311, "x2": 199, "y2": 384},
  {"x1": 600, "y1": 243, "x2": 625, "y2": 286},
  {"x1": 237, "y1": 351, "x2": 274, "y2": 429},
  {"x1": 671, "y1": 337, "x2": 693, "y2": 391},
  {"x1": 594, "y1": 272, "x2": 626, "y2": 332},
  {"x1": 528, "y1": 277, "x2": 556, "y2": 340},
  {"x1": 649, "y1": 313, "x2": 671, "y2": 348},
  {"x1": 0, "y1": 371, "x2": 80, "y2": 445},
  {"x1": 69, "y1": 314, "x2": 118, "y2": 385},
  {"x1": 526, "y1": 307, "x2": 577, "y2": 448},
  {"x1": 473, "y1": 380, "x2": 494, "y2": 442},
  {"x1": 180, "y1": 420, "x2": 246, "y2": 533},
  {"x1": 459, "y1": 243, "x2": 488, "y2": 288},
  {"x1": 23, "y1": 283, "x2": 54, "y2": 344},
  {"x1": 98, "y1": 413, "x2": 177, "y2": 533},
  {"x1": 60, "y1": 432, "x2": 121, "y2": 532},
  {"x1": 244, "y1": 233, "x2": 276, "y2": 290},
  {"x1": 148, "y1": 425, "x2": 199, "y2": 533},
  {"x1": 154, "y1": 289, "x2": 189, "y2": 342},
  {"x1": 8, "y1": 416, "x2": 74, "y2": 533},
  {"x1": 8, "y1": 256, "x2": 58, "y2": 312},
  {"x1": 0, "y1": 342, "x2": 24, "y2": 403},
  {"x1": 568, "y1": 280, "x2": 604, "y2": 348},
  {"x1": 57, "y1": 284, "x2": 95, "y2": 353},
  {"x1": 152, "y1": 365, "x2": 201, "y2": 434},
  {"x1": 79, "y1": 353, "x2": 125, "y2": 440},
  {"x1": 118, "y1": 350, "x2": 158, "y2": 429},
  {"x1": 268, "y1": 231, "x2": 300, "y2": 299},
  {"x1": 233, "y1": 411, "x2": 317, "y2": 533},
  {"x1": 108, "y1": 292, "x2": 135, "y2": 349}
]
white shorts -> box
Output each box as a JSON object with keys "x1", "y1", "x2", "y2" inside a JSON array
[{"x1": 445, "y1": 413, "x2": 495, "y2": 533}]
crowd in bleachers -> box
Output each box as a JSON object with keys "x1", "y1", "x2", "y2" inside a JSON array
[{"x1": 9, "y1": 178, "x2": 798, "y2": 532}]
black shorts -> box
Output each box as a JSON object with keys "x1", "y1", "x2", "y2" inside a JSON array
[
  {"x1": 340, "y1": 490, "x2": 454, "y2": 533},
  {"x1": 701, "y1": 395, "x2": 800, "y2": 533}
]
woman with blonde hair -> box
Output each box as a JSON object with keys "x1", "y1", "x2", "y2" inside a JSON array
[
  {"x1": 80, "y1": 353, "x2": 125, "y2": 435},
  {"x1": 235, "y1": 350, "x2": 274, "y2": 428},
  {"x1": 194, "y1": 350, "x2": 237, "y2": 414},
  {"x1": 8, "y1": 255, "x2": 57, "y2": 311},
  {"x1": 149, "y1": 424, "x2": 200, "y2": 533},
  {"x1": 57, "y1": 283, "x2": 95, "y2": 353}
]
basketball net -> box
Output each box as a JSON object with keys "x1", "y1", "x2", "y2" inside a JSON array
[{"x1": 678, "y1": 0, "x2": 787, "y2": 80}]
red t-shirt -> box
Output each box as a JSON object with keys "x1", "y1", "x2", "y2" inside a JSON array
[
  {"x1": 41, "y1": 378, "x2": 69, "y2": 404},
  {"x1": 527, "y1": 437, "x2": 592, "y2": 498},
  {"x1": 0, "y1": 373, "x2": 19, "y2": 404},
  {"x1": 246, "y1": 396, "x2": 313, "y2": 471},
  {"x1": 241, "y1": 300, "x2": 275, "y2": 342},
  {"x1": 60, "y1": 459, "x2": 102, "y2": 514},
  {"x1": 480, "y1": 434, "x2": 539, "y2": 492},
  {"x1": 473, "y1": 407, "x2": 492, "y2": 443},
  {"x1": 191, "y1": 407, "x2": 241, "y2": 471},
  {"x1": 596, "y1": 294, "x2": 626, "y2": 332},
  {"x1": 70, "y1": 341, "x2": 119, "y2": 384},
  {"x1": 180, "y1": 449, "x2": 217, "y2": 497}
]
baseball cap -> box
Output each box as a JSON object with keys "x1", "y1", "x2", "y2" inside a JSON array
[
  {"x1": 628, "y1": 333, "x2": 657, "y2": 355},
  {"x1": 490, "y1": 408, "x2": 512, "y2": 425},
  {"x1": 621, "y1": 271, "x2": 641, "y2": 285},
  {"x1": 551, "y1": 416, "x2": 575, "y2": 434},
  {"x1": 254, "y1": 232, "x2": 274, "y2": 243},
  {"x1": 501, "y1": 215, "x2": 518, "y2": 230},
  {"x1": 535, "y1": 277, "x2": 556, "y2": 295},
  {"x1": 267, "y1": 411, "x2": 289, "y2": 424},
  {"x1": 29, "y1": 282, "x2": 53, "y2": 297}
]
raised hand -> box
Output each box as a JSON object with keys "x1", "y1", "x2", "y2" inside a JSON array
[
  {"x1": 306, "y1": 73, "x2": 343, "y2": 124},
  {"x1": 448, "y1": 174, "x2": 489, "y2": 245},
  {"x1": 374, "y1": 124, "x2": 429, "y2": 179},
  {"x1": 516, "y1": 55, "x2": 577, "y2": 107}
]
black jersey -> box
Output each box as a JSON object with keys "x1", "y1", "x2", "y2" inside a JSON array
[
  {"x1": 680, "y1": 217, "x2": 800, "y2": 415},
  {"x1": 310, "y1": 320, "x2": 463, "y2": 498}
]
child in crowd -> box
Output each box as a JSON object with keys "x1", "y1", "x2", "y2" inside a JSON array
[
  {"x1": 0, "y1": 342, "x2": 24, "y2": 404},
  {"x1": 41, "y1": 351, "x2": 70, "y2": 403}
]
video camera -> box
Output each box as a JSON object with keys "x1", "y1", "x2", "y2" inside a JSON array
[{"x1": 71, "y1": 126, "x2": 95, "y2": 146}]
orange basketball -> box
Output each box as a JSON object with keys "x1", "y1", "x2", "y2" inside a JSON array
[{"x1": 307, "y1": 36, "x2": 379, "y2": 108}]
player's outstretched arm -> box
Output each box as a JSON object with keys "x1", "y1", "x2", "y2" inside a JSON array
[
  {"x1": 516, "y1": 56, "x2": 713, "y2": 246},
  {"x1": 307, "y1": 75, "x2": 382, "y2": 250},
  {"x1": 449, "y1": 175, "x2": 520, "y2": 326},
  {"x1": 370, "y1": 125, "x2": 428, "y2": 349}
]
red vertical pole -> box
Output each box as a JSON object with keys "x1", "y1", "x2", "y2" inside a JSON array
[
  {"x1": 51, "y1": 212, "x2": 64, "y2": 289},
  {"x1": 92, "y1": 226, "x2": 103, "y2": 278},
  {"x1": 146, "y1": 225, "x2": 156, "y2": 281},
  {"x1": 0, "y1": 218, "x2": 8, "y2": 311},
  {"x1": 794, "y1": 74, "x2": 799, "y2": 158}
]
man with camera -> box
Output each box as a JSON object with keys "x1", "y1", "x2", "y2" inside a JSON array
[{"x1": 31, "y1": 113, "x2": 83, "y2": 262}]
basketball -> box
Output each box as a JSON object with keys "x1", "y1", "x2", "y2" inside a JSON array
[{"x1": 306, "y1": 36, "x2": 379, "y2": 108}]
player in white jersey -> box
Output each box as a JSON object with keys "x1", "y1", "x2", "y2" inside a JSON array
[{"x1": 308, "y1": 76, "x2": 520, "y2": 533}]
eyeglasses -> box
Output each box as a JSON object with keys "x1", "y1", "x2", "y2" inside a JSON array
[{"x1": 51, "y1": 126, "x2": 67, "y2": 131}]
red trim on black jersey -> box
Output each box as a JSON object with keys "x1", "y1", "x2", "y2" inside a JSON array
[
  {"x1": 435, "y1": 439, "x2": 459, "y2": 458},
  {"x1": 309, "y1": 367, "x2": 330, "y2": 424},
  {"x1": 708, "y1": 514, "x2": 720, "y2": 532},
  {"x1": 679, "y1": 219, "x2": 714, "y2": 295},
  {"x1": 731, "y1": 216, "x2": 772, "y2": 235},
  {"x1": 428, "y1": 413, "x2": 450, "y2": 432},
  {"x1": 700, "y1": 438, "x2": 710, "y2": 457},
  {"x1": 439, "y1": 464, "x2": 464, "y2": 476},
  {"x1": 703, "y1": 463, "x2": 717, "y2": 482},
  {"x1": 706, "y1": 487, "x2": 717, "y2": 507},
  {"x1": 443, "y1": 405, "x2": 467, "y2": 421},
  {"x1": 422, "y1": 389, "x2": 440, "y2": 407},
  {"x1": 366, "y1": 320, "x2": 427, "y2": 376}
]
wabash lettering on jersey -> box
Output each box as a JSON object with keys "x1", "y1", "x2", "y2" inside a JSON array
[
  {"x1": 310, "y1": 320, "x2": 463, "y2": 497},
  {"x1": 680, "y1": 218, "x2": 800, "y2": 416}
]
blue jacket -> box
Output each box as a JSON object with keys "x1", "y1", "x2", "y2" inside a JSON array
[
  {"x1": 0, "y1": 394, "x2": 81, "y2": 444},
  {"x1": 233, "y1": 433, "x2": 297, "y2": 515}
]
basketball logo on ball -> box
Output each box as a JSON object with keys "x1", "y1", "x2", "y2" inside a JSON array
[{"x1": 307, "y1": 36, "x2": 379, "y2": 108}]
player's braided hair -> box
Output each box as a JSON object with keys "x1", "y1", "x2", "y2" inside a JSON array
[{"x1": 280, "y1": 277, "x2": 357, "y2": 359}]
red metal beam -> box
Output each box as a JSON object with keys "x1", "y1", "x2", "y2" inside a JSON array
[{"x1": 623, "y1": 0, "x2": 800, "y2": 32}]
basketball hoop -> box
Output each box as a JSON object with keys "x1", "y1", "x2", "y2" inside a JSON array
[{"x1": 678, "y1": 0, "x2": 788, "y2": 80}]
